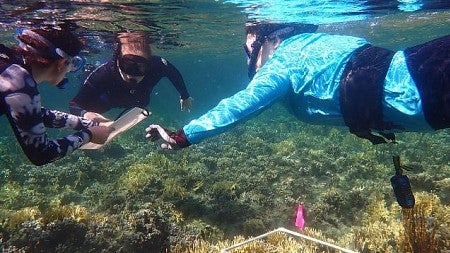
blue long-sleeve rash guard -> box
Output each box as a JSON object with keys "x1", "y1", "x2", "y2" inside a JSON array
[{"x1": 183, "y1": 33, "x2": 432, "y2": 144}]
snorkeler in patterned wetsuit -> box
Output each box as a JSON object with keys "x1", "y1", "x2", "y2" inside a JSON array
[
  {"x1": 146, "y1": 22, "x2": 450, "y2": 149},
  {"x1": 0, "y1": 26, "x2": 112, "y2": 166},
  {"x1": 70, "y1": 31, "x2": 193, "y2": 122}
]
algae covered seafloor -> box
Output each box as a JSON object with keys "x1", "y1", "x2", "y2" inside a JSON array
[{"x1": 0, "y1": 103, "x2": 449, "y2": 252}]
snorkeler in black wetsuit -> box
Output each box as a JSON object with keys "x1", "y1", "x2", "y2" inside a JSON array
[{"x1": 70, "y1": 31, "x2": 192, "y2": 120}]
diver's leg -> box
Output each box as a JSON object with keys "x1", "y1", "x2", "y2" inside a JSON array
[{"x1": 404, "y1": 35, "x2": 450, "y2": 130}]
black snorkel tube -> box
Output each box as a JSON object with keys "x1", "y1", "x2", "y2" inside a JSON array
[{"x1": 247, "y1": 36, "x2": 264, "y2": 79}]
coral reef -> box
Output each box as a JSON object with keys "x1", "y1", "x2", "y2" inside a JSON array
[
  {"x1": 353, "y1": 192, "x2": 450, "y2": 252},
  {"x1": 401, "y1": 192, "x2": 450, "y2": 252},
  {"x1": 170, "y1": 227, "x2": 347, "y2": 253},
  {"x1": 0, "y1": 204, "x2": 174, "y2": 252},
  {"x1": 0, "y1": 104, "x2": 449, "y2": 252}
]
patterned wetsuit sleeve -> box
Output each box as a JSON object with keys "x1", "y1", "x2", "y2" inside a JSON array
[
  {"x1": 41, "y1": 107, "x2": 97, "y2": 130},
  {"x1": 182, "y1": 57, "x2": 290, "y2": 144},
  {"x1": 159, "y1": 58, "x2": 190, "y2": 99},
  {"x1": 70, "y1": 63, "x2": 110, "y2": 115},
  {"x1": 2, "y1": 66, "x2": 92, "y2": 166}
]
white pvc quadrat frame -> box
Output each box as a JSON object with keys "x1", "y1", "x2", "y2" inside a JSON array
[{"x1": 221, "y1": 227, "x2": 358, "y2": 253}]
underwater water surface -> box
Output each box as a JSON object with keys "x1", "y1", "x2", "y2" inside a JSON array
[{"x1": 0, "y1": 1, "x2": 449, "y2": 252}]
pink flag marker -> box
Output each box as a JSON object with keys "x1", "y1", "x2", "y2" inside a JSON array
[{"x1": 295, "y1": 204, "x2": 305, "y2": 231}]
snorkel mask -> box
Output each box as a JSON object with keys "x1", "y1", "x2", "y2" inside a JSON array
[
  {"x1": 244, "y1": 23, "x2": 319, "y2": 79},
  {"x1": 118, "y1": 54, "x2": 148, "y2": 77},
  {"x1": 17, "y1": 28, "x2": 86, "y2": 89}
]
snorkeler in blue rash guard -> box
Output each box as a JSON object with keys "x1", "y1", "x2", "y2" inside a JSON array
[
  {"x1": 146, "y1": 22, "x2": 450, "y2": 149},
  {"x1": 0, "y1": 25, "x2": 112, "y2": 166},
  {"x1": 69, "y1": 31, "x2": 193, "y2": 122}
]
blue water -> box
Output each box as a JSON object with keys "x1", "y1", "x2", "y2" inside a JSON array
[
  {"x1": 0, "y1": 0, "x2": 449, "y2": 194},
  {"x1": 0, "y1": 1, "x2": 447, "y2": 119},
  {"x1": 0, "y1": 0, "x2": 449, "y2": 182},
  {"x1": 0, "y1": 1, "x2": 449, "y2": 250},
  {"x1": 224, "y1": 0, "x2": 450, "y2": 23}
]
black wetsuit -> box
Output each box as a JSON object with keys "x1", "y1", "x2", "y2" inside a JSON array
[
  {"x1": 0, "y1": 46, "x2": 96, "y2": 166},
  {"x1": 70, "y1": 56, "x2": 190, "y2": 116}
]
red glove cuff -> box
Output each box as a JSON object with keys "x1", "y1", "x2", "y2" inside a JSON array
[{"x1": 169, "y1": 129, "x2": 191, "y2": 148}]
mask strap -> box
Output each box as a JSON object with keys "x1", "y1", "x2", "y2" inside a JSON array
[
  {"x1": 267, "y1": 27, "x2": 294, "y2": 40},
  {"x1": 22, "y1": 30, "x2": 54, "y2": 48},
  {"x1": 19, "y1": 29, "x2": 72, "y2": 61}
]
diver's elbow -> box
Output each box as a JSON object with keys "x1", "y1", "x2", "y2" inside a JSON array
[{"x1": 27, "y1": 154, "x2": 51, "y2": 166}]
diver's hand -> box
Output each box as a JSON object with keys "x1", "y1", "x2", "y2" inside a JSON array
[
  {"x1": 180, "y1": 97, "x2": 193, "y2": 112},
  {"x1": 99, "y1": 121, "x2": 113, "y2": 128},
  {"x1": 84, "y1": 111, "x2": 111, "y2": 123},
  {"x1": 145, "y1": 124, "x2": 190, "y2": 150},
  {"x1": 87, "y1": 125, "x2": 113, "y2": 144}
]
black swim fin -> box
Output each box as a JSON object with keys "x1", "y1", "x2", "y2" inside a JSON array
[{"x1": 390, "y1": 155, "x2": 415, "y2": 209}]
